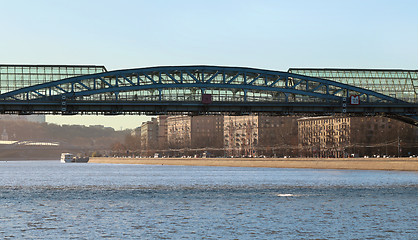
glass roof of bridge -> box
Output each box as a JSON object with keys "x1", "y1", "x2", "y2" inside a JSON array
[
  {"x1": 0, "y1": 65, "x2": 107, "y2": 94},
  {"x1": 288, "y1": 68, "x2": 417, "y2": 103}
]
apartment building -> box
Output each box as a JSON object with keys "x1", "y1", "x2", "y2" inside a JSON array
[{"x1": 298, "y1": 116, "x2": 418, "y2": 157}]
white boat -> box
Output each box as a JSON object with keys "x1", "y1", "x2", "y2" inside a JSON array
[
  {"x1": 60, "y1": 153, "x2": 74, "y2": 163},
  {"x1": 60, "y1": 153, "x2": 89, "y2": 163}
]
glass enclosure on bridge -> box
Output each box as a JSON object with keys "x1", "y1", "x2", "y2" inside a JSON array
[
  {"x1": 289, "y1": 68, "x2": 418, "y2": 103},
  {"x1": 0, "y1": 65, "x2": 107, "y2": 94}
]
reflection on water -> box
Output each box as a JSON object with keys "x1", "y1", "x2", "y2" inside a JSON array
[{"x1": 0, "y1": 161, "x2": 417, "y2": 239}]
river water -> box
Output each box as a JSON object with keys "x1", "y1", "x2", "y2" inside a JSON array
[{"x1": 0, "y1": 161, "x2": 416, "y2": 239}]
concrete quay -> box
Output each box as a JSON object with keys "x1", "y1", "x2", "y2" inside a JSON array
[{"x1": 89, "y1": 157, "x2": 418, "y2": 171}]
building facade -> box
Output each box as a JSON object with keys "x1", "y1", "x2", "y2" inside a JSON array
[
  {"x1": 165, "y1": 115, "x2": 224, "y2": 156},
  {"x1": 298, "y1": 116, "x2": 350, "y2": 158},
  {"x1": 157, "y1": 116, "x2": 168, "y2": 151},
  {"x1": 140, "y1": 118, "x2": 158, "y2": 155},
  {"x1": 166, "y1": 116, "x2": 191, "y2": 151},
  {"x1": 224, "y1": 115, "x2": 259, "y2": 157},
  {"x1": 223, "y1": 115, "x2": 299, "y2": 157},
  {"x1": 190, "y1": 116, "x2": 224, "y2": 156},
  {"x1": 137, "y1": 115, "x2": 417, "y2": 158},
  {"x1": 298, "y1": 116, "x2": 418, "y2": 157},
  {"x1": 258, "y1": 116, "x2": 299, "y2": 157}
]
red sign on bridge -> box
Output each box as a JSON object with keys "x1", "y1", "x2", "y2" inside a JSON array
[{"x1": 350, "y1": 95, "x2": 360, "y2": 105}]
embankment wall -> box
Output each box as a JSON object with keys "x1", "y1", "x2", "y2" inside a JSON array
[{"x1": 90, "y1": 157, "x2": 418, "y2": 171}]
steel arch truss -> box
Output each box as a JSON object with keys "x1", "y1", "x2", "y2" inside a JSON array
[
  {"x1": 0, "y1": 66, "x2": 416, "y2": 124},
  {"x1": 0, "y1": 66, "x2": 403, "y2": 102}
]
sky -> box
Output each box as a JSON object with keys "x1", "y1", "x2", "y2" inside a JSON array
[{"x1": 1, "y1": 0, "x2": 417, "y2": 129}]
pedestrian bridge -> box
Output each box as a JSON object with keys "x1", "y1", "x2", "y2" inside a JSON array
[{"x1": 0, "y1": 65, "x2": 417, "y2": 125}]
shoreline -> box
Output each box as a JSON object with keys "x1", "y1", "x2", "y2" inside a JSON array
[{"x1": 89, "y1": 157, "x2": 418, "y2": 171}]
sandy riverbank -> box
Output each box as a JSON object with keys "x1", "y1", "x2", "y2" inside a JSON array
[{"x1": 89, "y1": 157, "x2": 418, "y2": 171}]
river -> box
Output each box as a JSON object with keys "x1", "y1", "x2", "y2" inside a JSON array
[{"x1": 0, "y1": 161, "x2": 417, "y2": 239}]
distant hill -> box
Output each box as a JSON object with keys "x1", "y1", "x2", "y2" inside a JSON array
[{"x1": 0, "y1": 120, "x2": 130, "y2": 150}]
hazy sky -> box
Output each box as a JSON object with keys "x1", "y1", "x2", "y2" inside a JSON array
[{"x1": 1, "y1": 0, "x2": 417, "y2": 129}]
